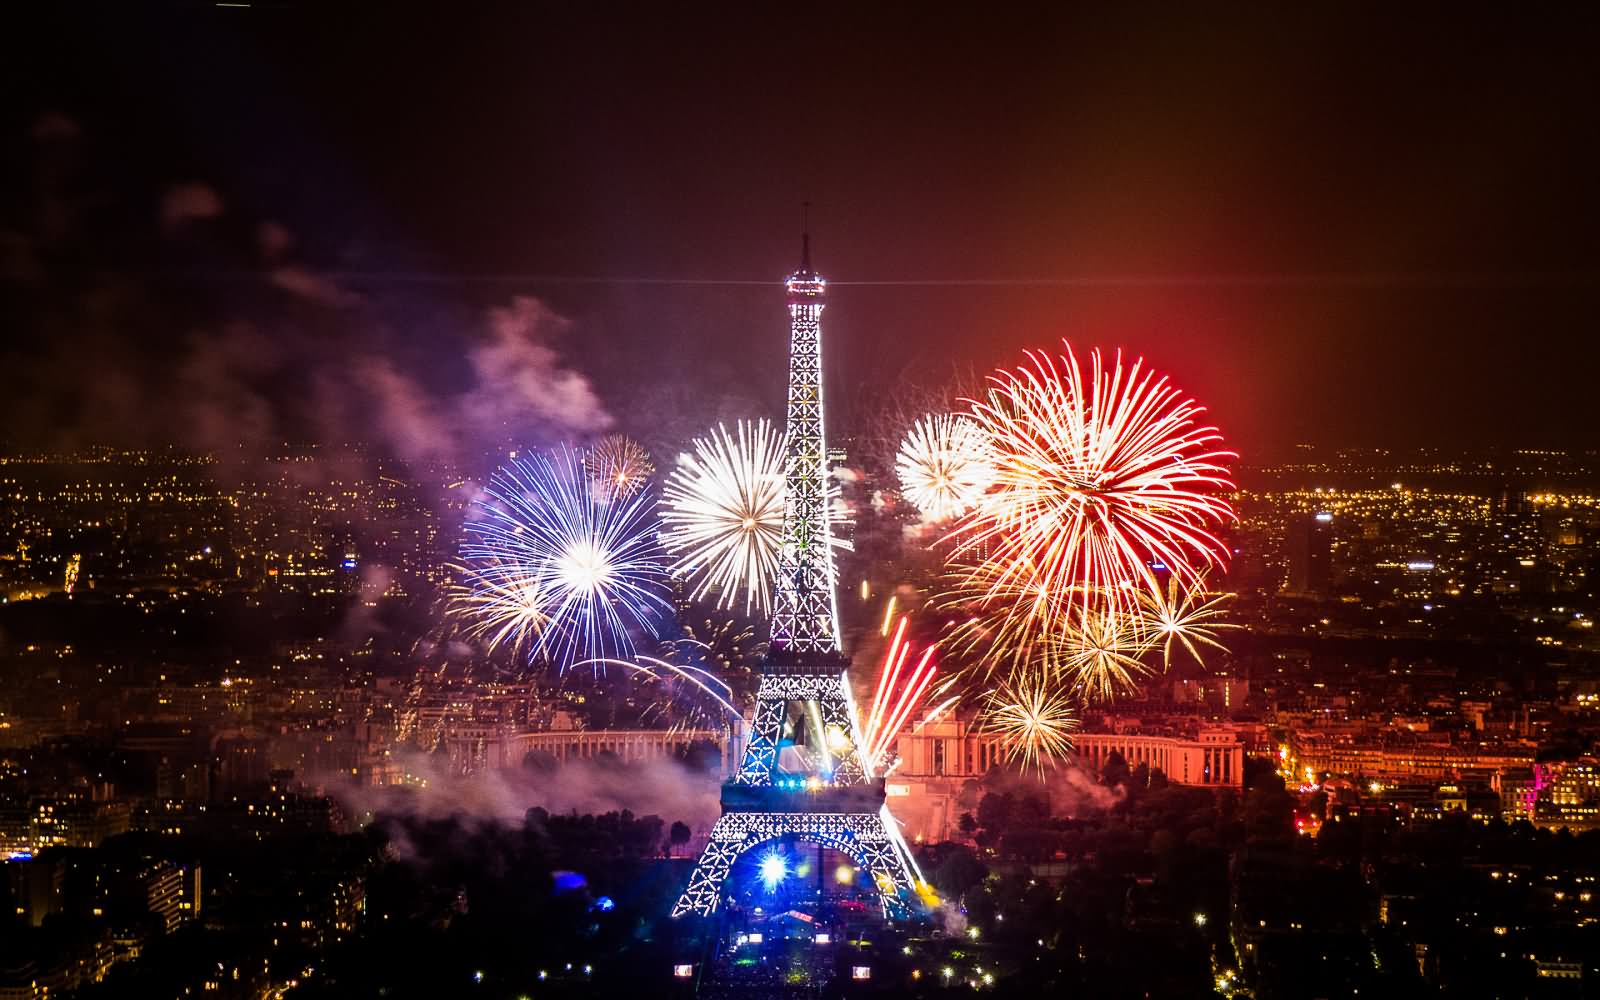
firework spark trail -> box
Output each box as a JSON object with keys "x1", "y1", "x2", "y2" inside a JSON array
[
  {"x1": 863, "y1": 616, "x2": 909, "y2": 750},
  {"x1": 894, "y1": 413, "x2": 995, "y2": 522},
  {"x1": 577, "y1": 656, "x2": 745, "y2": 726},
  {"x1": 585, "y1": 434, "x2": 656, "y2": 501},
  {"x1": 660, "y1": 618, "x2": 763, "y2": 675},
  {"x1": 459, "y1": 447, "x2": 671, "y2": 672},
  {"x1": 915, "y1": 691, "x2": 962, "y2": 732},
  {"x1": 660, "y1": 420, "x2": 787, "y2": 615},
  {"x1": 951, "y1": 345, "x2": 1236, "y2": 634},
  {"x1": 859, "y1": 612, "x2": 941, "y2": 775},
  {"x1": 866, "y1": 647, "x2": 937, "y2": 770}
]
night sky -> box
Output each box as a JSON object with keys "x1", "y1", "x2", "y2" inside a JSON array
[{"x1": 3, "y1": 5, "x2": 1598, "y2": 460}]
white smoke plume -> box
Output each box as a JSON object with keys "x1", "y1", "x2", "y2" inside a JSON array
[{"x1": 333, "y1": 751, "x2": 722, "y2": 833}]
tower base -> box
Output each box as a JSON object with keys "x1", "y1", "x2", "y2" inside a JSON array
[{"x1": 671, "y1": 806, "x2": 919, "y2": 918}]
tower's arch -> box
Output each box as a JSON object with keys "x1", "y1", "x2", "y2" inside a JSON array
[{"x1": 672, "y1": 809, "x2": 918, "y2": 918}]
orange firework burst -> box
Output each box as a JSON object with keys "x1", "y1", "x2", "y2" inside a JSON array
[
  {"x1": 1137, "y1": 576, "x2": 1236, "y2": 668},
  {"x1": 586, "y1": 434, "x2": 656, "y2": 501}
]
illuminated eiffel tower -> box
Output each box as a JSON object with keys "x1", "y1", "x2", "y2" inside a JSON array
[{"x1": 671, "y1": 229, "x2": 920, "y2": 919}]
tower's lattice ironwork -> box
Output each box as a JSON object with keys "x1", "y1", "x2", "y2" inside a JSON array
[
  {"x1": 768, "y1": 248, "x2": 839, "y2": 654},
  {"x1": 672, "y1": 233, "x2": 921, "y2": 919}
]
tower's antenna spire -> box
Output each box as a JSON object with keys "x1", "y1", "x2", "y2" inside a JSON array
[{"x1": 800, "y1": 201, "x2": 811, "y2": 272}]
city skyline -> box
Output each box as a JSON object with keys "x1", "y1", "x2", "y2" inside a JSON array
[{"x1": 3, "y1": 6, "x2": 1599, "y2": 999}]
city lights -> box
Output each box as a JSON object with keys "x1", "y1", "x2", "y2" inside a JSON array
[{"x1": 4, "y1": 11, "x2": 1596, "y2": 1000}]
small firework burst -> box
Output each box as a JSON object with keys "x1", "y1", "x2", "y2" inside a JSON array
[
  {"x1": 979, "y1": 679, "x2": 1080, "y2": 773},
  {"x1": 449, "y1": 564, "x2": 560, "y2": 661},
  {"x1": 1055, "y1": 604, "x2": 1157, "y2": 703},
  {"x1": 586, "y1": 434, "x2": 656, "y2": 501},
  {"x1": 895, "y1": 413, "x2": 994, "y2": 522},
  {"x1": 1137, "y1": 577, "x2": 1236, "y2": 667}
]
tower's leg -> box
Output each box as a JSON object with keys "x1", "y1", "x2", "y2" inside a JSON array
[
  {"x1": 819, "y1": 685, "x2": 867, "y2": 783},
  {"x1": 733, "y1": 691, "x2": 783, "y2": 785},
  {"x1": 672, "y1": 814, "x2": 747, "y2": 917}
]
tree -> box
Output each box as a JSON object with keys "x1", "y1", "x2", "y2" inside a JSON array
[
  {"x1": 931, "y1": 846, "x2": 988, "y2": 899},
  {"x1": 958, "y1": 812, "x2": 979, "y2": 838},
  {"x1": 668, "y1": 820, "x2": 691, "y2": 856},
  {"x1": 1101, "y1": 751, "x2": 1130, "y2": 789},
  {"x1": 977, "y1": 792, "x2": 1015, "y2": 837},
  {"x1": 1242, "y1": 772, "x2": 1295, "y2": 842},
  {"x1": 1010, "y1": 792, "x2": 1050, "y2": 830}
]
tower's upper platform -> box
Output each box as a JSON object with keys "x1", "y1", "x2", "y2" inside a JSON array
[{"x1": 785, "y1": 232, "x2": 826, "y2": 304}]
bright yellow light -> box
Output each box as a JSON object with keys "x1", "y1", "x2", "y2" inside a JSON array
[{"x1": 835, "y1": 865, "x2": 855, "y2": 884}]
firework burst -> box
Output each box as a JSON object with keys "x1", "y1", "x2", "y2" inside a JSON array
[
  {"x1": 1056, "y1": 603, "x2": 1157, "y2": 702},
  {"x1": 459, "y1": 448, "x2": 671, "y2": 672},
  {"x1": 1137, "y1": 577, "x2": 1236, "y2": 667},
  {"x1": 661, "y1": 420, "x2": 851, "y2": 614},
  {"x1": 585, "y1": 434, "x2": 656, "y2": 501},
  {"x1": 979, "y1": 678, "x2": 1080, "y2": 774},
  {"x1": 660, "y1": 420, "x2": 787, "y2": 614},
  {"x1": 950, "y1": 345, "x2": 1235, "y2": 631},
  {"x1": 895, "y1": 413, "x2": 994, "y2": 522},
  {"x1": 449, "y1": 566, "x2": 560, "y2": 661}
]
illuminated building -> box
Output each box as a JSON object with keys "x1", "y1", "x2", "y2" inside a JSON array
[
  {"x1": 673, "y1": 232, "x2": 919, "y2": 919},
  {"x1": 1534, "y1": 757, "x2": 1600, "y2": 831},
  {"x1": 513, "y1": 728, "x2": 733, "y2": 771},
  {"x1": 1284, "y1": 511, "x2": 1333, "y2": 596},
  {"x1": 885, "y1": 717, "x2": 1245, "y2": 843}
]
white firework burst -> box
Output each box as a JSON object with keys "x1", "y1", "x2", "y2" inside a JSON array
[
  {"x1": 661, "y1": 420, "x2": 788, "y2": 615},
  {"x1": 895, "y1": 413, "x2": 994, "y2": 522}
]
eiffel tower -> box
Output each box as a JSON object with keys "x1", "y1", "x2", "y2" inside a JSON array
[{"x1": 671, "y1": 229, "x2": 921, "y2": 919}]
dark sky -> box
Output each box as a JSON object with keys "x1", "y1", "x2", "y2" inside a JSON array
[{"x1": 3, "y1": 5, "x2": 1598, "y2": 461}]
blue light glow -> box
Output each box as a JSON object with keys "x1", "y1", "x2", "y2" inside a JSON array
[{"x1": 759, "y1": 850, "x2": 788, "y2": 890}]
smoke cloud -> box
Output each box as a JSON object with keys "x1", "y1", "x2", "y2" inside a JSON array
[
  {"x1": 332, "y1": 751, "x2": 722, "y2": 833},
  {"x1": 1, "y1": 115, "x2": 612, "y2": 470}
]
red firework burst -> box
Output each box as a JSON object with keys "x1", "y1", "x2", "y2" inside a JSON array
[{"x1": 950, "y1": 344, "x2": 1236, "y2": 627}]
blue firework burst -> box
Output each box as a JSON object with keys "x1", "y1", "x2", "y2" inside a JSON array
[{"x1": 458, "y1": 447, "x2": 671, "y2": 672}]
